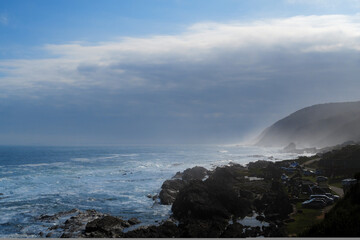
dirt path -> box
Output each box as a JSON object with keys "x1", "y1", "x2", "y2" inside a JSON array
[
  {"x1": 301, "y1": 158, "x2": 320, "y2": 169},
  {"x1": 329, "y1": 185, "x2": 344, "y2": 197}
]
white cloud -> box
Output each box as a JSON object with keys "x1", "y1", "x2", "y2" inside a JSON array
[
  {"x1": 285, "y1": 0, "x2": 360, "y2": 8},
  {"x1": 1, "y1": 14, "x2": 360, "y2": 95}
]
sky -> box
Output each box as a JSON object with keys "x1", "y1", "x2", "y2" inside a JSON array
[{"x1": 1, "y1": 0, "x2": 360, "y2": 145}]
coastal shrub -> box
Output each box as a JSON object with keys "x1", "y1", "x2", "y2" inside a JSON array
[
  {"x1": 301, "y1": 181, "x2": 360, "y2": 237},
  {"x1": 318, "y1": 145, "x2": 360, "y2": 178}
]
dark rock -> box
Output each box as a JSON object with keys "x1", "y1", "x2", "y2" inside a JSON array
[
  {"x1": 247, "y1": 160, "x2": 271, "y2": 170},
  {"x1": 39, "y1": 214, "x2": 58, "y2": 222},
  {"x1": 172, "y1": 178, "x2": 252, "y2": 221},
  {"x1": 57, "y1": 209, "x2": 106, "y2": 238},
  {"x1": 85, "y1": 216, "x2": 129, "y2": 237},
  {"x1": 49, "y1": 225, "x2": 59, "y2": 230},
  {"x1": 177, "y1": 218, "x2": 228, "y2": 238},
  {"x1": 256, "y1": 215, "x2": 265, "y2": 222},
  {"x1": 182, "y1": 166, "x2": 208, "y2": 181},
  {"x1": 172, "y1": 180, "x2": 230, "y2": 220},
  {"x1": 172, "y1": 171, "x2": 183, "y2": 179},
  {"x1": 220, "y1": 223, "x2": 245, "y2": 237},
  {"x1": 124, "y1": 220, "x2": 179, "y2": 238},
  {"x1": 159, "y1": 179, "x2": 186, "y2": 205},
  {"x1": 60, "y1": 232, "x2": 72, "y2": 238},
  {"x1": 159, "y1": 166, "x2": 210, "y2": 205},
  {"x1": 128, "y1": 217, "x2": 141, "y2": 225},
  {"x1": 45, "y1": 232, "x2": 53, "y2": 238}
]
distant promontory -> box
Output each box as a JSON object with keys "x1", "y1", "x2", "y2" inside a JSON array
[{"x1": 256, "y1": 101, "x2": 360, "y2": 148}]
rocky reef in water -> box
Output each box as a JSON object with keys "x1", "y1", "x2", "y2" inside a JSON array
[{"x1": 38, "y1": 163, "x2": 293, "y2": 238}]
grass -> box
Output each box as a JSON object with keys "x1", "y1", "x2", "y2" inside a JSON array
[
  {"x1": 286, "y1": 202, "x2": 323, "y2": 236},
  {"x1": 302, "y1": 175, "x2": 317, "y2": 183},
  {"x1": 328, "y1": 177, "x2": 344, "y2": 189}
]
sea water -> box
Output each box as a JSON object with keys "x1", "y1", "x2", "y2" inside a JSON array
[{"x1": 0, "y1": 145, "x2": 306, "y2": 237}]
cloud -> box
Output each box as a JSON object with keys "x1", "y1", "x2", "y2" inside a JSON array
[
  {"x1": 1, "y1": 14, "x2": 360, "y2": 97},
  {"x1": 2, "y1": 14, "x2": 360, "y2": 144},
  {"x1": 285, "y1": 0, "x2": 360, "y2": 8}
]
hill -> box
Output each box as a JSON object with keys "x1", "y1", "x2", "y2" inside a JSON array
[{"x1": 256, "y1": 101, "x2": 360, "y2": 148}]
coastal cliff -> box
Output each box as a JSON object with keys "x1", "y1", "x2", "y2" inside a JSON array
[{"x1": 256, "y1": 101, "x2": 360, "y2": 148}]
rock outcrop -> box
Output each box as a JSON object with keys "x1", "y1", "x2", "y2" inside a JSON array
[{"x1": 159, "y1": 166, "x2": 208, "y2": 205}]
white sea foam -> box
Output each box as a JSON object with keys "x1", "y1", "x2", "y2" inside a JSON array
[{"x1": 71, "y1": 158, "x2": 91, "y2": 162}]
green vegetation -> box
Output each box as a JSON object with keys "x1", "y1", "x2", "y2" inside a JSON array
[
  {"x1": 302, "y1": 175, "x2": 317, "y2": 183},
  {"x1": 300, "y1": 180, "x2": 360, "y2": 237},
  {"x1": 286, "y1": 202, "x2": 323, "y2": 236},
  {"x1": 319, "y1": 145, "x2": 360, "y2": 178},
  {"x1": 328, "y1": 177, "x2": 343, "y2": 189}
]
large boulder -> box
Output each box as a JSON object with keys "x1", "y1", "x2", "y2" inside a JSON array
[
  {"x1": 182, "y1": 166, "x2": 208, "y2": 181},
  {"x1": 172, "y1": 179, "x2": 252, "y2": 221},
  {"x1": 159, "y1": 179, "x2": 186, "y2": 205},
  {"x1": 172, "y1": 180, "x2": 231, "y2": 220},
  {"x1": 159, "y1": 166, "x2": 208, "y2": 205},
  {"x1": 84, "y1": 216, "x2": 130, "y2": 238},
  {"x1": 253, "y1": 181, "x2": 292, "y2": 221}
]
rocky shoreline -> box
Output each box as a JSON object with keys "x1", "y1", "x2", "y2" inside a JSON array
[{"x1": 37, "y1": 160, "x2": 296, "y2": 238}]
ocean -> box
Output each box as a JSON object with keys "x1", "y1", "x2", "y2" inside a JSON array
[{"x1": 0, "y1": 145, "x2": 307, "y2": 238}]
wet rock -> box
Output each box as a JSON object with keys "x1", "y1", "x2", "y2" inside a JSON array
[
  {"x1": 60, "y1": 232, "x2": 72, "y2": 238},
  {"x1": 84, "y1": 216, "x2": 129, "y2": 238},
  {"x1": 53, "y1": 209, "x2": 107, "y2": 238},
  {"x1": 159, "y1": 179, "x2": 186, "y2": 205},
  {"x1": 127, "y1": 217, "x2": 141, "y2": 225},
  {"x1": 124, "y1": 220, "x2": 179, "y2": 238},
  {"x1": 49, "y1": 225, "x2": 59, "y2": 230},
  {"x1": 159, "y1": 166, "x2": 210, "y2": 205},
  {"x1": 38, "y1": 214, "x2": 59, "y2": 222},
  {"x1": 38, "y1": 208, "x2": 80, "y2": 222}
]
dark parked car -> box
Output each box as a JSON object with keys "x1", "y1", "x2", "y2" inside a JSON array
[
  {"x1": 316, "y1": 176, "x2": 328, "y2": 183},
  {"x1": 303, "y1": 169, "x2": 315, "y2": 176},
  {"x1": 310, "y1": 194, "x2": 334, "y2": 205},
  {"x1": 302, "y1": 198, "x2": 326, "y2": 209}
]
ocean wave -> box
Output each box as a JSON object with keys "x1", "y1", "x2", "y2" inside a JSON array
[{"x1": 71, "y1": 158, "x2": 91, "y2": 162}]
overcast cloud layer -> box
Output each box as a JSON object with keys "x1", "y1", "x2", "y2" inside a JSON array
[{"x1": 1, "y1": 14, "x2": 360, "y2": 145}]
